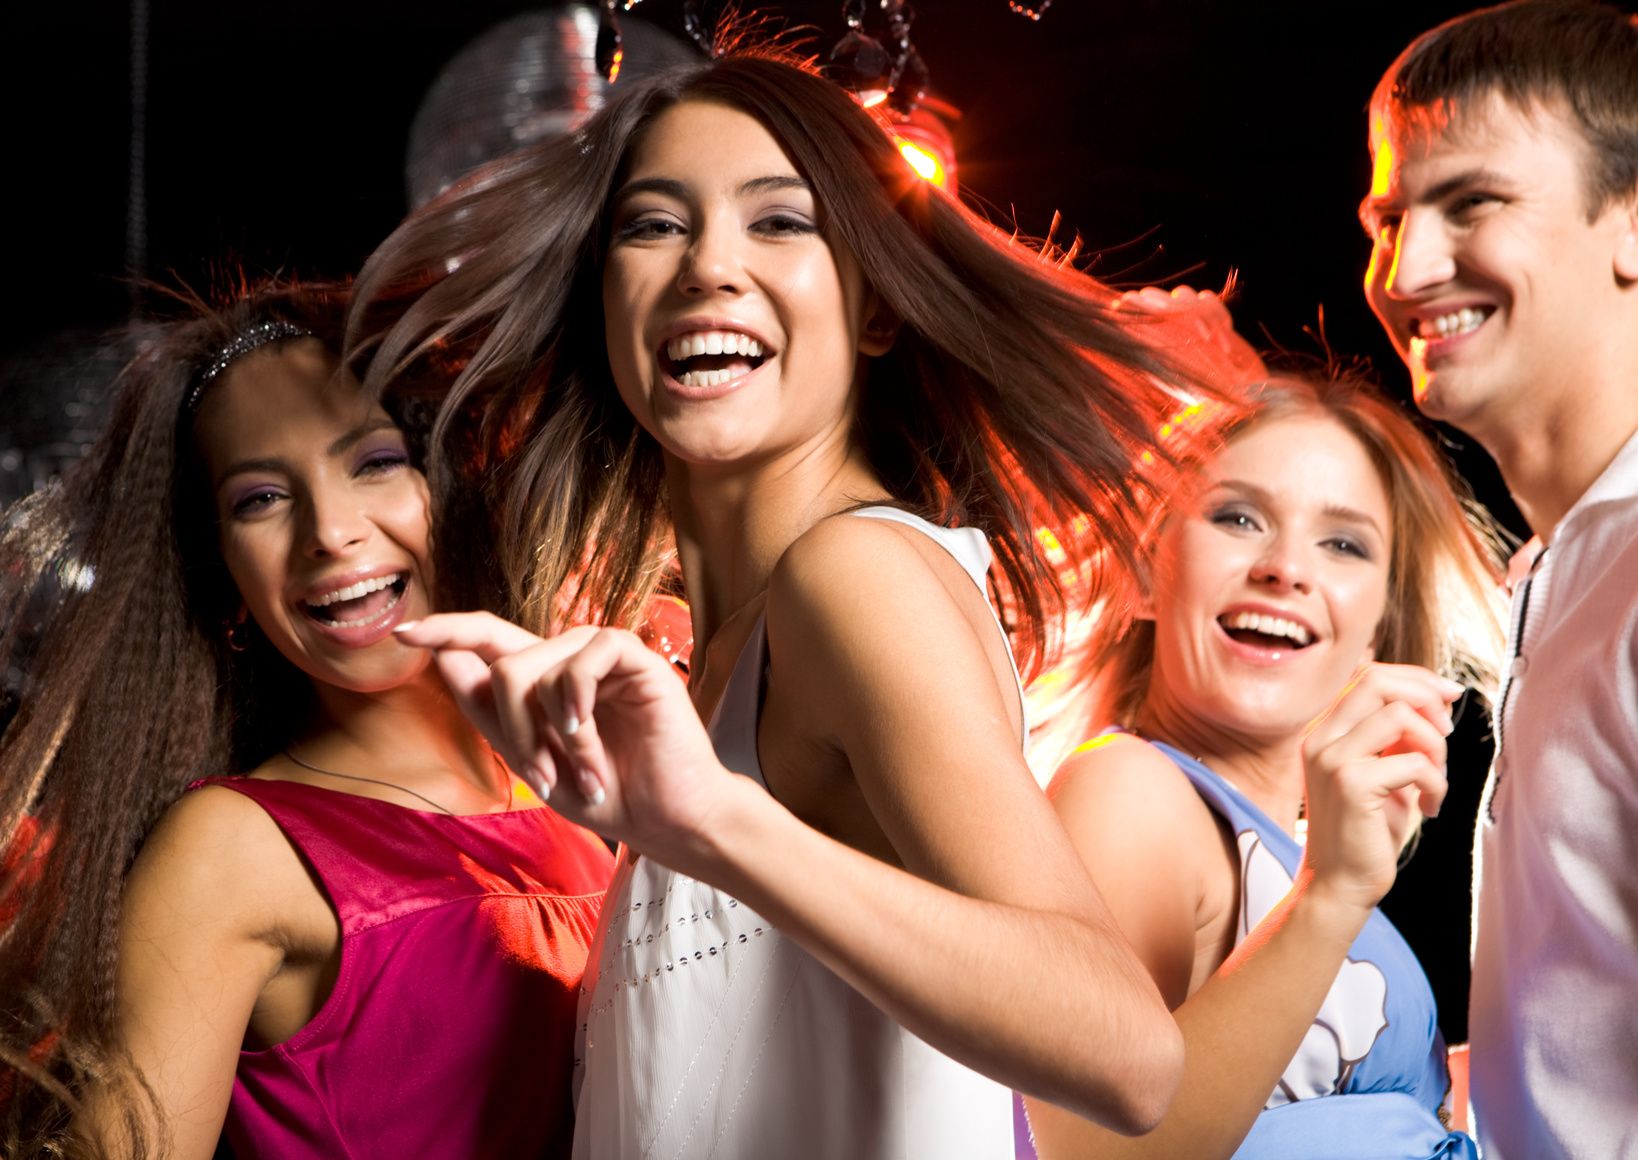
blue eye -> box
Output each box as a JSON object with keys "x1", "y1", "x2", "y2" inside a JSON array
[
  {"x1": 1209, "y1": 506, "x2": 1262, "y2": 533},
  {"x1": 1323, "y1": 536, "x2": 1373, "y2": 561}
]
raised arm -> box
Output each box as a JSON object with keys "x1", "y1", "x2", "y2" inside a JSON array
[
  {"x1": 79, "y1": 788, "x2": 299, "y2": 1159},
  {"x1": 396, "y1": 518, "x2": 1184, "y2": 1133},
  {"x1": 1027, "y1": 664, "x2": 1458, "y2": 1160}
]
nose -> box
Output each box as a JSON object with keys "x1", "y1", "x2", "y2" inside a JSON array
[
  {"x1": 300, "y1": 488, "x2": 370, "y2": 559},
  {"x1": 1379, "y1": 209, "x2": 1455, "y2": 301},
  {"x1": 1250, "y1": 533, "x2": 1313, "y2": 595},
  {"x1": 675, "y1": 216, "x2": 744, "y2": 298}
]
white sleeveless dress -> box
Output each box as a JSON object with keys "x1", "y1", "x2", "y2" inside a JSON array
[{"x1": 571, "y1": 507, "x2": 1020, "y2": 1160}]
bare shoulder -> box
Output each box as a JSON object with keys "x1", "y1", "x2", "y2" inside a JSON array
[
  {"x1": 770, "y1": 510, "x2": 963, "y2": 610},
  {"x1": 125, "y1": 783, "x2": 312, "y2": 940},
  {"x1": 766, "y1": 512, "x2": 1012, "y2": 715},
  {"x1": 1048, "y1": 734, "x2": 1224, "y2": 1004},
  {"x1": 1048, "y1": 734, "x2": 1218, "y2": 866}
]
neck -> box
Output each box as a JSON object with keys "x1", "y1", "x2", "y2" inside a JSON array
[
  {"x1": 1134, "y1": 688, "x2": 1306, "y2": 835},
  {"x1": 668, "y1": 426, "x2": 888, "y2": 650},
  {"x1": 300, "y1": 668, "x2": 502, "y2": 796},
  {"x1": 1469, "y1": 368, "x2": 1638, "y2": 544}
]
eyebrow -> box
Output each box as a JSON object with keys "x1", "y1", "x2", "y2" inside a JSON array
[
  {"x1": 216, "y1": 417, "x2": 399, "y2": 483},
  {"x1": 1213, "y1": 480, "x2": 1387, "y2": 539},
  {"x1": 611, "y1": 174, "x2": 813, "y2": 204},
  {"x1": 1359, "y1": 166, "x2": 1516, "y2": 222}
]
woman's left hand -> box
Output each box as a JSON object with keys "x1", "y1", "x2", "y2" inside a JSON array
[
  {"x1": 1298, "y1": 661, "x2": 1463, "y2": 913},
  {"x1": 394, "y1": 613, "x2": 732, "y2": 861}
]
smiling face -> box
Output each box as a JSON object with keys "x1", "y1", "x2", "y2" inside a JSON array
[
  {"x1": 1361, "y1": 93, "x2": 1636, "y2": 437},
  {"x1": 1144, "y1": 415, "x2": 1393, "y2": 741},
  {"x1": 601, "y1": 98, "x2": 889, "y2": 469},
  {"x1": 195, "y1": 338, "x2": 434, "y2": 694}
]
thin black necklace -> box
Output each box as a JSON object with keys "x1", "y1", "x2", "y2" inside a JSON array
[{"x1": 282, "y1": 748, "x2": 513, "y2": 816}]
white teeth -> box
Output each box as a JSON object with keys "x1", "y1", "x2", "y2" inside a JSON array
[
  {"x1": 327, "y1": 584, "x2": 403, "y2": 628},
  {"x1": 1221, "y1": 610, "x2": 1313, "y2": 647},
  {"x1": 665, "y1": 330, "x2": 765, "y2": 361},
  {"x1": 309, "y1": 573, "x2": 402, "y2": 608},
  {"x1": 1421, "y1": 307, "x2": 1486, "y2": 339},
  {"x1": 675, "y1": 367, "x2": 750, "y2": 388}
]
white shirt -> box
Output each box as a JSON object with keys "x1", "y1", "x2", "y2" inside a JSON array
[
  {"x1": 571, "y1": 510, "x2": 1018, "y2": 1160},
  {"x1": 1470, "y1": 429, "x2": 1638, "y2": 1158}
]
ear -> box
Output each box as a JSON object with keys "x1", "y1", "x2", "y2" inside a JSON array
[
  {"x1": 1614, "y1": 188, "x2": 1638, "y2": 283},
  {"x1": 858, "y1": 293, "x2": 901, "y2": 357}
]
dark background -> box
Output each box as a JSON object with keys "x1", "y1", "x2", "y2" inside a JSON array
[{"x1": 3, "y1": 0, "x2": 1535, "y2": 1042}]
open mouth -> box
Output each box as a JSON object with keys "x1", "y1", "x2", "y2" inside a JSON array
[
  {"x1": 1410, "y1": 306, "x2": 1493, "y2": 341},
  {"x1": 1218, "y1": 610, "x2": 1314, "y2": 650},
  {"x1": 303, "y1": 573, "x2": 408, "y2": 628},
  {"x1": 660, "y1": 329, "x2": 769, "y2": 389}
]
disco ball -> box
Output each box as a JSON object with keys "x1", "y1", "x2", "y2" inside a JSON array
[
  {"x1": 406, "y1": 5, "x2": 702, "y2": 208},
  {"x1": 0, "y1": 324, "x2": 143, "y2": 508}
]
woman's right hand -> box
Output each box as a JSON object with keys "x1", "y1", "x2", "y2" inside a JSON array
[
  {"x1": 394, "y1": 613, "x2": 733, "y2": 862},
  {"x1": 1298, "y1": 661, "x2": 1463, "y2": 913}
]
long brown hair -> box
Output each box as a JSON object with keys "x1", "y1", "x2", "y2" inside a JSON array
[
  {"x1": 1095, "y1": 371, "x2": 1508, "y2": 733},
  {"x1": 349, "y1": 47, "x2": 1234, "y2": 674},
  {"x1": 0, "y1": 283, "x2": 351, "y2": 1156}
]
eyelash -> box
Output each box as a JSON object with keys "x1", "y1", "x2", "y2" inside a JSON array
[
  {"x1": 1210, "y1": 509, "x2": 1373, "y2": 560},
  {"x1": 227, "y1": 452, "x2": 408, "y2": 518},
  {"x1": 357, "y1": 450, "x2": 409, "y2": 475},
  {"x1": 1323, "y1": 536, "x2": 1372, "y2": 560},
  {"x1": 614, "y1": 211, "x2": 819, "y2": 242},
  {"x1": 1209, "y1": 507, "x2": 1262, "y2": 533},
  {"x1": 615, "y1": 216, "x2": 685, "y2": 242},
  {"x1": 231, "y1": 488, "x2": 284, "y2": 517}
]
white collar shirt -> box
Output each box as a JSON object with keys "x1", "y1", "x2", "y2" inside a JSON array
[{"x1": 1470, "y1": 427, "x2": 1638, "y2": 1159}]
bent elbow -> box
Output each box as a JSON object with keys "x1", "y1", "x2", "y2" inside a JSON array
[{"x1": 1100, "y1": 1017, "x2": 1185, "y2": 1136}]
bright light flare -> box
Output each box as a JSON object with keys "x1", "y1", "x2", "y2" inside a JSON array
[{"x1": 896, "y1": 137, "x2": 947, "y2": 188}]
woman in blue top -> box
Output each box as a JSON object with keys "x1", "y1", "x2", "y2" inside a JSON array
[{"x1": 1027, "y1": 370, "x2": 1505, "y2": 1159}]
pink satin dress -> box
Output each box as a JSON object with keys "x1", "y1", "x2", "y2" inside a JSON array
[{"x1": 192, "y1": 776, "x2": 614, "y2": 1159}]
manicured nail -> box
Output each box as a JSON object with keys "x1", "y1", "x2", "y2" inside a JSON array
[
  {"x1": 579, "y1": 768, "x2": 605, "y2": 806},
  {"x1": 563, "y1": 710, "x2": 580, "y2": 737},
  {"x1": 393, "y1": 620, "x2": 421, "y2": 633}
]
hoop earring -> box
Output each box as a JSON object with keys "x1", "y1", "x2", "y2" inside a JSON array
[{"x1": 226, "y1": 616, "x2": 252, "y2": 653}]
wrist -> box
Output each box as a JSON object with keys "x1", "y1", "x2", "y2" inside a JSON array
[
  {"x1": 1290, "y1": 863, "x2": 1377, "y2": 943},
  {"x1": 661, "y1": 767, "x2": 774, "y2": 886}
]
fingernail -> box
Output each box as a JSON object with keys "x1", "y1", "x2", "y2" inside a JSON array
[
  {"x1": 579, "y1": 768, "x2": 605, "y2": 806},
  {"x1": 393, "y1": 620, "x2": 421, "y2": 633},
  {"x1": 563, "y1": 710, "x2": 580, "y2": 737},
  {"x1": 530, "y1": 763, "x2": 553, "y2": 801}
]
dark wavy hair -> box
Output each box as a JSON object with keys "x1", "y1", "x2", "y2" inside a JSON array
[
  {"x1": 348, "y1": 47, "x2": 1236, "y2": 674},
  {"x1": 0, "y1": 282, "x2": 354, "y2": 1157}
]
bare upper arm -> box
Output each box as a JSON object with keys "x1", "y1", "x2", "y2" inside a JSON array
[
  {"x1": 1047, "y1": 734, "x2": 1222, "y2": 1008},
  {"x1": 91, "y1": 786, "x2": 308, "y2": 1158},
  {"x1": 764, "y1": 515, "x2": 1094, "y2": 918}
]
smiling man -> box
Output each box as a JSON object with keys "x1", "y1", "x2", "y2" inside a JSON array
[{"x1": 1360, "y1": 3, "x2": 1638, "y2": 1156}]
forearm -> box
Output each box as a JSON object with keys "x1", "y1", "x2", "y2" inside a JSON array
[
  {"x1": 671, "y1": 774, "x2": 1183, "y2": 1132},
  {"x1": 1029, "y1": 868, "x2": 1370, "y2": 1160}
]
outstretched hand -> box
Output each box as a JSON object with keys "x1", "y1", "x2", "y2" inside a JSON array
[
  {"x1": 394, "y1": 613, "x2": 731, "y2": 861},
  {"x1": 1114, "y1": 283, "x2": 1268, "y2": 387},
  {"x1": 1299, "y1": 661, "x2": 1464, "y2": 913}
]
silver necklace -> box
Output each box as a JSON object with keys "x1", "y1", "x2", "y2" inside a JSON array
[{"x1": 282, "y1": 748, "x2": 513, "y2": 816}]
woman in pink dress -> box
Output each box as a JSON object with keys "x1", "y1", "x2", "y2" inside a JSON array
[{"x1": 0, "y1": 283, "x2": 612, "y2": 1158}]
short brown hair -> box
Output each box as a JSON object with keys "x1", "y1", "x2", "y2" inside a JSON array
[{"x1": 1371, "y1": 0, "x2": 1638, "y2": 216}]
